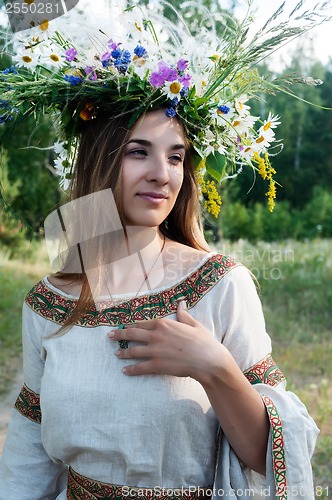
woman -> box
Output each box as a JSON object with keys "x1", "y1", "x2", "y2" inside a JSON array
[
  {"x1": 0, "y1": 2, "x2": 323, "y2": 498},
  {"x1": 0, "y1": 107, "x2": 319, "y2": 500}
]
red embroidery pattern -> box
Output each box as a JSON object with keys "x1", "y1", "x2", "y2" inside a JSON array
[
  {"x1": 25, "y1": 254, "x2": 239, "y2": 327},
  {"x1": 14, "y1": 384, "x2": 41, "y2": 424},
  {"x1": 262, "y1": 395, "x2": 287, "y2": 500},
  {"x1": 243, "y1": 354, "x2": 285, "y2": 387},
  {"x1": 67, "y1": 467, "x2": 212, "y2": 500}
]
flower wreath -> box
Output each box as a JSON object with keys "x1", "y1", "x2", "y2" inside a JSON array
[{"x1": 0, "y1": 1, "x2": 329, "y2": 216}]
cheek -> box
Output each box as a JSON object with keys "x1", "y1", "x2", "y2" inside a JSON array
[{"x1": 170, "y1": 168, "x2": 184, "y2": 194}]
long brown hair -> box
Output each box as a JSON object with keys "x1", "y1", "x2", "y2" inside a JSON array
[{"x1": 53, "y1": 109, "x2": 209, "y2": 331}]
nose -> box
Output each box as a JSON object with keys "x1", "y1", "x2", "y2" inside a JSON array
[{"x1": 146, "y1": 154, "x2": 170, "y2": 184}]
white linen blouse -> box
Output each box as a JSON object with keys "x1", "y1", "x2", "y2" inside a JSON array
[{"x1": 0, "y1": 253, "x2": 319, "y2": 499}]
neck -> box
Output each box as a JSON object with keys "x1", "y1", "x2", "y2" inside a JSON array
[{"x1": 86, "y1": 226, "x2": 166, "y2": 301}]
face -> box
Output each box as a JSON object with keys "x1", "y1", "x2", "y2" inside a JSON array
[{"x1": 120, "y1": 109, "x2": 186, "y2": 227}]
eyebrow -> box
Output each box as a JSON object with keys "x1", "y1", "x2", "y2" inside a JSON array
[{"x1": 127, "y1": 139, "x2": 186, "y2": 151}]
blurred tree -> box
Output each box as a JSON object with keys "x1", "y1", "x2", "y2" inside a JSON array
[{"x1": 0, "y1": 40, "x2": 60, "y2": 233}]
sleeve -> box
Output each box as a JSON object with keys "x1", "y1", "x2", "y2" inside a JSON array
[
  {"x1": 0, "y1": 300, "x2": 68, "y2": 500},
  {"x1": 212, "y1": 265, "x2": 319, "y2": 500}
]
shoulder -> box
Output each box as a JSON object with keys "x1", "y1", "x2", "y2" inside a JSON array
[
  {"x1": 24, "y1": 276, "x2": 77, "y2": 325},
  {"x1": 163, "y1": 242, "x2": 240, "y2": 279}
]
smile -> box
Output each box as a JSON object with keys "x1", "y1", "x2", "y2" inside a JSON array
[{"x1": 137, "y1": 193, "x2": 168, "y2": 204}]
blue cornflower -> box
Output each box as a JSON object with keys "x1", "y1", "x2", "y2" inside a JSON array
[
  {"x1": 134, "y1": 45, "x2": 148, "y2": 58},
  {"x1": 169, "y1": 97, "x2": 179, "y2": 107},
  {"x1": 111, "y1": 48, "x2": 122, "y2": 59},
  {"x1": 0, "y1": 99, "x2": 10, "y2": 108},
  {"x1": 64, "y1": 74, "x2": 83, "y2": 85},
  {"x1": 165, "y1": 107, "x2": 177, "y2": 118},
  {"x1": 113, "y1": 49, "x2": 132, "y2": 74},
  {"x1": 0, "y1": 100, "x2": 18, "y2": 124},
  {"x1": 1, "y1": 65, "x2": 18, "y2": 75},
  {"x1": 180, "y1": 87, "x2": 189, "y2": 97},
  {"x1": 218, "y1": 105, "x2": 231, "y2": 114}
]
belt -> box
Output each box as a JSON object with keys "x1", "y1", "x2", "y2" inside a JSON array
[{"x1": 67, "y1": 467, "x2": 212, "y2": 500}]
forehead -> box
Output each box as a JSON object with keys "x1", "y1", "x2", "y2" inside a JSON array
[{"x1": 129, "y1": 109, "x2": 186, "y2": 143}]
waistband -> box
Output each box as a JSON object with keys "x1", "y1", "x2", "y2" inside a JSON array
[{"x1": 67, "y1": 467, "x2": 212, "y2": 500}]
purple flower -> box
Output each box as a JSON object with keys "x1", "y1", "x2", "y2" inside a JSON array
[
  {"x1": 85, "y1": 66, "x2": 97, "y2": 81},
  {"x1": 65, "y1": 47, "x2": 77, "y2": 62},
  {"x1": 101, "y1": 52, "x2": 112, "y2": 68},
  {"x1": 167, "y1": 68, "x2": 178, "y2": 82},
  {"x1": 177, "y1": 58, "x2": 188, "y2": 71},
  {"x1": 150, "y1": 61, "x2": 175, "y2": 87},
  {"x1": 165, "y1": 107, "x2": 177, "y2": 118},
  {"x1": 179, "y1": 73, "x2": 191, "y2": 88},
  {"x1": 107, "y1": 39, "x2": 121, "y2": 50}
]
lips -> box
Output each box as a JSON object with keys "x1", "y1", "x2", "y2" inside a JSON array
[
  {"x1": 136, "y1": 192, "x2": 168, "y2": 204},
  {"x1": 137, "y1": 192, "x2": 168, "y2": 199}
]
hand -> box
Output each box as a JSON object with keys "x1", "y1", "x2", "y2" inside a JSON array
[{"x1": 108, "y1": 301, "x2": 225, "y2": 381}]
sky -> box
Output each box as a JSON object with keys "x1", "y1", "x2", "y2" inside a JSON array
[
  {"x1": 231, "y1": 0, "x2": 332, "y2": 68},
  {"x1": 1, "y1": 0, "x2": 331, "y2": 68}
]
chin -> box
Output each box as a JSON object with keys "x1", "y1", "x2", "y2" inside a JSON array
[{"x1": 124, "y1": 214, "x2": 167, "y2": 228}]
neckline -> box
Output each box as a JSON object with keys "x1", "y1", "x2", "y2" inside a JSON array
[{"x1": 43, "y1": 251, "x2": 217, "y2": 302}]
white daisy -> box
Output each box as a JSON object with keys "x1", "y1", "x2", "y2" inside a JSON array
[
  {"x1": 53, "y1": 156, "x2": 71, "y2": 191},
  {"x1": 163, "y1": 80, "x2": 182, "y2": 100},
  {"x1": 13, "y1": 46, "x2": 40, "y2": 70},
  {"x1": 231, "y1": 114, "x2": 258, "y2": 135},
  {"x1": 254, "y1": 131, "x2": 276, "y2": 151},
  {"x1": 261, "y1": 112, "x2": 281, "y2": 132},
  {"x1": 234, "y1": 95, "x2": 251, "y2": 116},
  {"x1": 239, "y1": 144, "x2": 255, "y2": 161},
  {"x1": 40, "y1": 44, "x2": 66, "y2": 69}
]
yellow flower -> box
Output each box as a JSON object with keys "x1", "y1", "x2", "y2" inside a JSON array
[
  {"x1": 195, "y1": 158, "x2": 222, "y2": 216},
  {"x1": 266, "y1": 179, "x2": 277, "y2": 212},
  {"x1": 201, "y1": 180, "x2": 222, "y2": 217},
  {"x1": 253, "y1": 152, "x2": 277, "y2": 211},
  {"x1": 79, "y1": 102, "x2": 96, "y2": 121},
  {"x1": 39, "y1": 19, "x2": 49, "y2": 31}
]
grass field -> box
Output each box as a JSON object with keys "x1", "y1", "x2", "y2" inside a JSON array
[
  {"x1": 218, "y1": 239, "x2": 332, "y2": 494},
  {"x1": 0, "y1": 238, "x2": 331, "y2": 495}
]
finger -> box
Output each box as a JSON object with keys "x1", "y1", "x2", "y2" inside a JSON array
[
  {"x1": 127, "y1": 319, "x2": 158, "y2": 331},
  {"x1": 176, "y1": 301, "x2": 196, "y2": 327},
  {"x1": 115, "y1": 345, "x2": 152, "y2": 359},
  {"x1": 108, "y1": 328, "x2": 151, "y2": 343},
  {"x1": 122, "y1": 360, "x2": 158, "y2": 376}
]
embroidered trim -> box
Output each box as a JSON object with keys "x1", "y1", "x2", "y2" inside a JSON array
[
  {"x1": 25, "y1": 254, "x2": 239, "y2": 327},
  {"x1": 262, "y1": 395, "x2": 287, "y2": 500},
  {"x1": 67, "y1": 467, "x2": 212, "y2": 500},
  {"x1": 244, "y1": 354, "x2": 285, "y2": 387},
  {"x1": 14, "y1": 384, "x2": 41, "y2": 424}
]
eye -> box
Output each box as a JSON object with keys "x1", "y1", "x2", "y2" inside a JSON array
[
  {"x1": 169, "y1": 154, "x2": 184, "y2": 166},
  {"x1": 127, "y1": 149, "x2": 147, "y2": 157}
]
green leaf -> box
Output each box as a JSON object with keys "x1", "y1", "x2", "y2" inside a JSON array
[{"x1": 206, "y1": 152, "x2": 227, "y2": 182}]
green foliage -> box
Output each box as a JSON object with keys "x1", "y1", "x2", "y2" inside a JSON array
[
  {"x1": 0, "y1": 150, "x2": 29, "y2": 255},
  {"x1": 217, "y1": 238, "x2": 332, "y2": 489},
  {"x1": 219, "y1": 187, "x2": 332, "y2": 242},
  {"x1": 0, "y1": 38, "x2": 60, "y2": 235}
]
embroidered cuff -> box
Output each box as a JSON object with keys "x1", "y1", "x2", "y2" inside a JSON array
[{"x1": 14, "y1": 383, "x2": 42, "y2": 424}]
